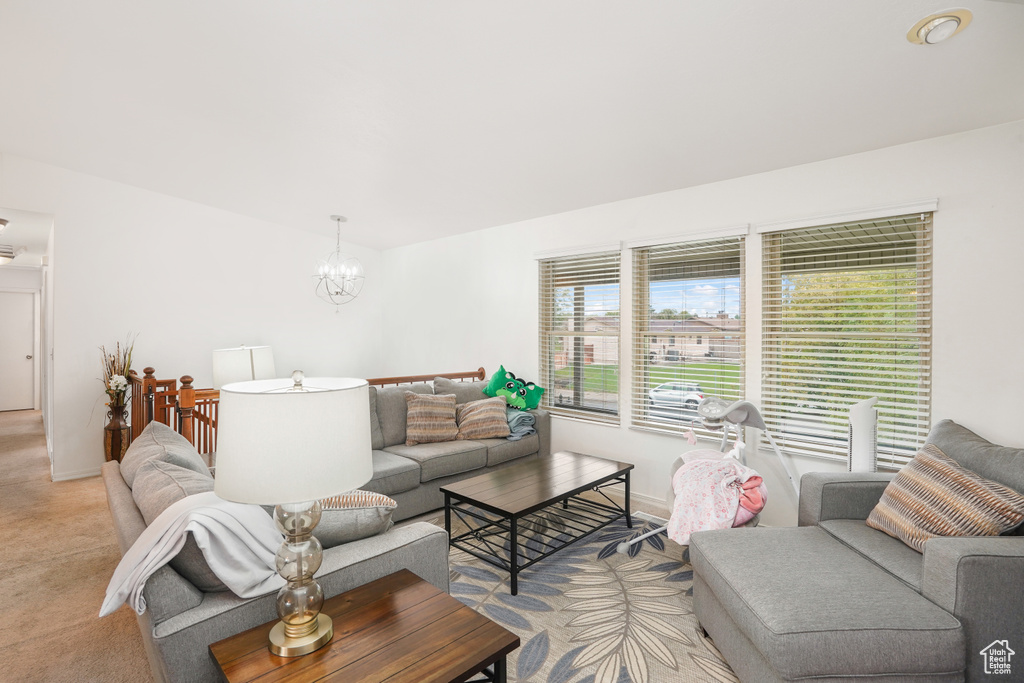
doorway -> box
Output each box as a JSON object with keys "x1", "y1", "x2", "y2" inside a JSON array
[{"x1": 0, "y1": 290, "x2": 37, "y2": 411}]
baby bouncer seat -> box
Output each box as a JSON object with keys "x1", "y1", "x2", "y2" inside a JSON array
[{"x1": 618, "y1": 398, "x2": 799, "y2": 553}]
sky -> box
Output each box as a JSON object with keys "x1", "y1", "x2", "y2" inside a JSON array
[
  {"x1": 650, "y1": 276, "x2": 741, "y2": 318},
  {"x1": 560, "y1": 275, "x2": 742, "y2": 318}
]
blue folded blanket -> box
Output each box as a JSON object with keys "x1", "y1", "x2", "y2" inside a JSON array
[{"x1": 506, "y1": 407, "x2": 536, "y2": 441}]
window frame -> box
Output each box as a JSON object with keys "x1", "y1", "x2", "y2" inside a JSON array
[
  {"x1": 760, "y1": 212, "x2": 933, "y2": 467},
  {"x1": 538, "y1": 249, "x2": 622, "y2": 424},
  {"x1": 630, "y1": 235, "x2": 746, "y2": 437}
]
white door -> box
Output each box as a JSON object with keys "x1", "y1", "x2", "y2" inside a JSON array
[{"x1": 0, "y1": 291, "x2": 35, "y2": 411}]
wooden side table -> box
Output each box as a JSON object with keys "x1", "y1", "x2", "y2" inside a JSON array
[{"x1": 210, "y1": 569, "x2": 520, "y2": 683}]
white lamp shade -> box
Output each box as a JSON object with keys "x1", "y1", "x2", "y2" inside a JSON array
[
  {"x1": 213, "y1": 377, "x2": 373, "y2": 505},
  {"x1": 212, "y1": 346, "x2": 276, "y2": 389}
]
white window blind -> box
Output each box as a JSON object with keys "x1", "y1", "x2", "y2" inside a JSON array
[
  {"x1": 761, "y1": 212, "x2": 932, "y2": 466},
  {"x1": 539, "y1": 250, "x2": 621, "y2": 423},
  {"x1": 631, "y1": 236, "x2": 744, "y2": 435}
]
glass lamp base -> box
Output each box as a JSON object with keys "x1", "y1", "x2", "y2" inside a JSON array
[{"x1": 268, "y1": 613, "x2": 334, "y2": 657}]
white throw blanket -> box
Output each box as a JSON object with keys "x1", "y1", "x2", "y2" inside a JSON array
[
  {"x1": 100, "y1": 491, "x2": 285, "y2": 617},
  {"x1": 666, "y1": 456, "x2": 761, "y2": 546}
]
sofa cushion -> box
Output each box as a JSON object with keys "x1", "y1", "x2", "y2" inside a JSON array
[
  {"x1": 405, "y1": 392, "x2": 459, "y2": 446},
  {"x1": 433, "y1": 377, "x2": 488, "y2": 405},
  {"x1": 368, "y1": 387, "x2": 384, "y2": 450},
  {"x1": 383, "y1": 441, "x2": 487, "y2": 483},
  {"x1": 926, "y1": 419, "x2": 1024, "y2": 495},
  {"x1": 132, "y1": 459, "x2": 214, "y2": 524},
  {"x1": 690, "y1": 526, "x2": 964, "y2": 679},
  {"x1": 819, "y1": 519, "x2": 924, "y2": 591},
  {"x1": 131, "y1": 459, "x2": 229, "y2": 593},
  {"x1": 376, "y1": 383, "x2": 433, "y2": 448},
  {"x1": 476, "y1": 433, "x2": 540, "y2": 467},
  {"x1": 456, "y1": 397, "x2": 510, "y2": 441},
  {"x1": 316, "y1": 490, "x2": 397, "y2": 548},
  {"x1": 120, "y1": 421, "x2": 210, "y2": 488},
  {"x1": 867, "y1": 444, "x2": 1024, "y2": 552},
  {"x1": 365, "y1": 450, "x2": 420, "y2": 496}
]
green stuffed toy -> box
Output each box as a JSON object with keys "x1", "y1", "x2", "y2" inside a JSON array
[{"x1": 484, "y1": 365, "x2": 545, "y2": 410}]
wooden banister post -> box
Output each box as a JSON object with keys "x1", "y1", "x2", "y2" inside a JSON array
[
  {"x1": 178, "y1": 375, "x2": 195, "y2": 445},
  {"x1": 143, "y1": 367, "x2": 157, "y2": 428}
]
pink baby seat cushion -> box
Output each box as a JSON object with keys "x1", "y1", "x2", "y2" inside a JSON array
[{"x1": 667, "y1": 450, "x2": 768, "y2": 545}]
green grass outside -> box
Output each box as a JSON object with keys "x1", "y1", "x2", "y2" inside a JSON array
[
  {"x1": 648, "y1": 362, "x2": 741, "y2": 397},
  {"x1": 553, "y1": 364, "x2": 621, "y2": 393},
  {"x1": 553, "y1": 361, "x2": 741, "y2": 397}
]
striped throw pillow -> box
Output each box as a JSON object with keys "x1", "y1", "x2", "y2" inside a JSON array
[
  {"x1": 404, "y1": 392, "x2": 458, "y2": 446},
  {"x1": 456, "y1": 397, "x2": 510, "y2": 440},
  {"x1": 315, "y1": 490, "x2": 397, "y2": 548},
  {"x1": 866, "y1": 444, "x2": 1024, "y2": 552}
]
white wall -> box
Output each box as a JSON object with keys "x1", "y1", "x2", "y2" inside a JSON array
[
  {"x1": 0, "y1": 265, "x2": 42, "y2": 290},
  {"x1": 0, "y1": 154, "x2": 385, "y2": 480},
  {"x1": 43, "y1": 228, "x2": 54, "y2": 457},
  {"x1": 381, "y1": 120, "x2": 1024, "y2": 526}
]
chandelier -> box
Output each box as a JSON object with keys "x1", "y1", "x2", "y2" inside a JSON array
[{"x1": 314, "y1": 215, "x2": 364, "y2": 306}]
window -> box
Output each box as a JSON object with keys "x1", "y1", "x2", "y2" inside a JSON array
[
  {"x1": 631, "y1": 236, "x2": 744, "y2": 434},
  {"x1": 761, "y1": 212, "x2": 932, "y2": 466},
  {"x1": 539, "y1": 250, "x2": 621, "y2": 423}
]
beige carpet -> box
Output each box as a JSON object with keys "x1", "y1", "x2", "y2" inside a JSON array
[{"x1": 0, "y1": 410, "x2": 152, "y2": 683}]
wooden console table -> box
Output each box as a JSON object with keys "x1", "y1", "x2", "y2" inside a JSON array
[{"x1": 210, "y1": 569, "x2": 519, "y2": 683}]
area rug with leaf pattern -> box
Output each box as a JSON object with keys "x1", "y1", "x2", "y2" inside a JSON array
[{"x1": 415, "y1": 512, "x2": 738, "y2": 683}]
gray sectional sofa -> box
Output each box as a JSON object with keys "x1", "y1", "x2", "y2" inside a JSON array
[
  {"x1": 364, "y1": 377, "x2": 550, "y2": 522},
  {"x1": 103, "y1": 375, "x2": 548, "y2": 683},
  {"x1": 690, "y1": 420, "x2": 1024, "y2": 683}
]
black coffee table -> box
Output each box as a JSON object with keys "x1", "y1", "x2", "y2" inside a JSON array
[{"x1": 440, "y1": 451, "x2": 634, "y2": 595}]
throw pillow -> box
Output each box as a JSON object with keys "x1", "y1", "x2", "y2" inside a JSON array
[
  {"x1": 455, "y1": 396, "x2": 511, "y2": 440},
  {"x1": 483, "y1": 365, "x2": 545, "y2": 410},
  {"x1": 376, "y1": 383, "x2": 434, "y2": 448},
  {"x1": 131, "y1": 458, "x2": 230, "y2": 592},
  {"x1": 120, "y1": 420, "x2": 210, "y2": 488},
  {"x1": 866, "y1": 444, "x2": 1024, "y2": 552},
  {"x1": 316, "y1": 490, "x2": 398, "y2": 548},
  {"x1": 433, "y1": 376, "x2": 488, "y2": 404},
  {"x1": 404, "y1": 392, "x2": 458, "y2": 446}
]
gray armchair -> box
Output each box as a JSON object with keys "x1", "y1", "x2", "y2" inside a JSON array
[{"x1": 691, "y1": 420, "x2": 1024, "y2": 682}]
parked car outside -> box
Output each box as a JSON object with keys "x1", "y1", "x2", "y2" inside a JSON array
[{"x1": 648, "y1": 382, "x2": 704, "y2": 418}]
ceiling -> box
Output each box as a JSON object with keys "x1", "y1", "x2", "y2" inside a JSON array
[
  {"x1": 0, "y1": 208, "x2": 51, "y2": 267},
  {"x1": 1, "y1": 1, "x2": 1023, "y2": 250}
]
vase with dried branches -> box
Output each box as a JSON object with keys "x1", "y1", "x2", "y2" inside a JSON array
[{"x1": 101, "y1": 336, "x2": 135, "y2": 462}]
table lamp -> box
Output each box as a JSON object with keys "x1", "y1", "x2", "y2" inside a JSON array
[
  {"x1": 212, "y1": 345, "x2": 276, "y2": 389},
  {"x1": 214, "y1": 372, "x2": 372, "y2": 656}
]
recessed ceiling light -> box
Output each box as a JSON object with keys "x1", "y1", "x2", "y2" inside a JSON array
[{"x1": 907, "y1": 9, "x2": 973, "y2": 45}]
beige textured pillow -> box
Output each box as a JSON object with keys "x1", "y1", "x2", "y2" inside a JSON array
[
  {"x1": 867, "y1": 444, "x2": 1024, "y2": 552},
  {"x1": 404, "y1": 392, "x2": 458, "y2": 446},
  {"x1": 456, "y1": 397, "x2": 510, "y2": 440}
]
